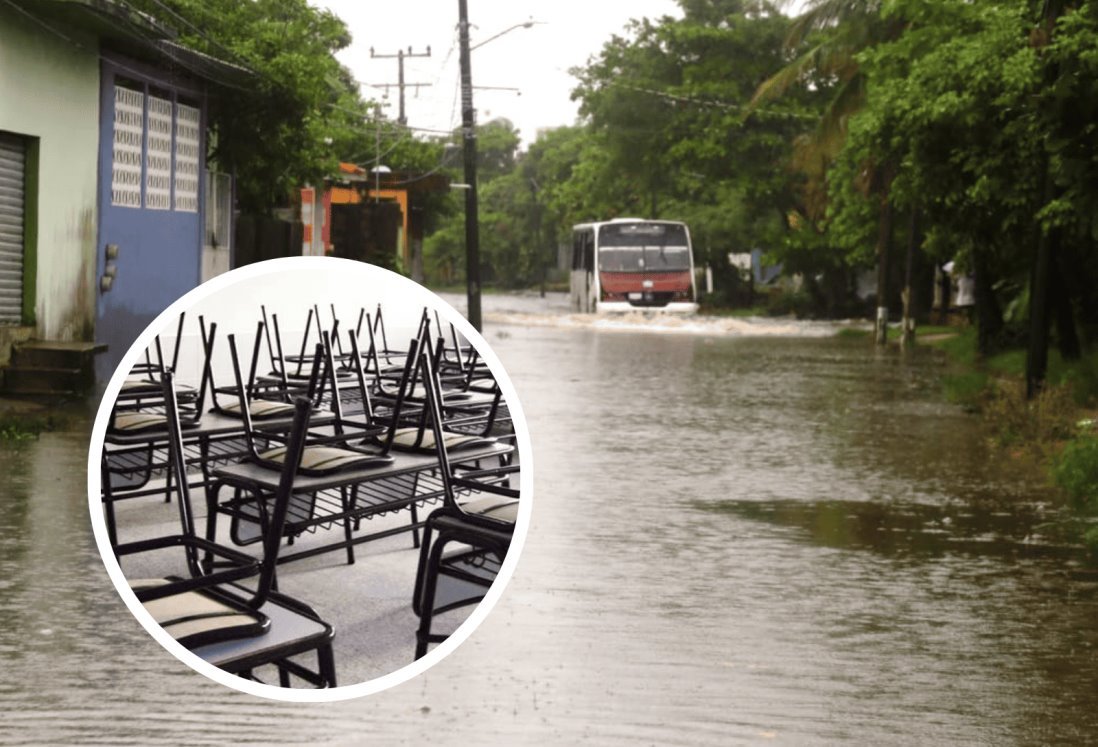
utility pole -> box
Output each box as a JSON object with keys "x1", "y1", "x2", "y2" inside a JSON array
[
  {"x1": 369, "y1": 46, "x2": 431, "y2": 126},
  {"x1": 458, "y1": 0, "x2": 482, "y2": 331}
]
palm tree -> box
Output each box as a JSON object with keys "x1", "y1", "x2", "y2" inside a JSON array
[{"x1": 750, "y1": 0, "x2": 906, "y2": 344}]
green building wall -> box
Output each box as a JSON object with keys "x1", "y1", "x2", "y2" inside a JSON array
[{"x1": 0, "y1": 5, "x2": 101, "y2": 342}]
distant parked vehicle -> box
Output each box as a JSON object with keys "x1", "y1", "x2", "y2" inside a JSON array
[{"x1": 570, "y1": 219, "x2": 698, "y2": 313}]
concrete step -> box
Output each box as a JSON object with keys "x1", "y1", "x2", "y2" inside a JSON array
[
  {"x1": 3, "y1": 365, "x2": 93, "y2": 395},
  {"x1": 12, "y1": 341, "x2": 107, "y2": 369}
]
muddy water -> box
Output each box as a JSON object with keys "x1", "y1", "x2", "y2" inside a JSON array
[{"x1": 3, "y1": 293, "x2": 1097, "y2": 744}]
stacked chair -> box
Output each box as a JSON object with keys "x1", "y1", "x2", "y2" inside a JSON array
[
  {"x1": 100, "y1": 301, "x2": 521, "y2": 684},
  {"x1": 411, "y1": 338, "x2": 519, "y2": 659},
  {"x1": 115, "y1": 371, "x2": 336, "y2": 687}
]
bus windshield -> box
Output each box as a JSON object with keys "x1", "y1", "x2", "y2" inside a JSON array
[{"x1": 597, "y1": 223, "x2": 692, "y2": 272}]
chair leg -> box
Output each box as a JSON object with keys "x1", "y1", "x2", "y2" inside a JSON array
[
  {"x1": 319, "y1": 641, "x2": 337, "y2": 687},
  {"x1": 163, "y1": 450, "x2": 173, "y2": 503},
  {"x1": 414, "y1": 529, "x2": 450, "y2": 660},
  {"x1": 339, "y1": 485, "x2": 355, "y2": 565},
  {"x1": 351, "y1": 483, "x2": 361, "y2": 531},
  {"x1": 411, "y1": 518, "x2": 438, "y2": 618},
  {"x1": 409, "y1": 502, "x2": 420, "y2": 549},
  {"x1": 409, "y1": 472, "x2": 422, "y2": 548}
]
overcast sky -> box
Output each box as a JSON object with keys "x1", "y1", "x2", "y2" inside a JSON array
[{"x1": 309, "y1": 0, "x2": 684, "y2": 145}]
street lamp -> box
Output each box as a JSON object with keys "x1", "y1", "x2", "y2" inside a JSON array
[
  {"x1": 470, "y1": 19, "x2": 545, "y2": 51},
  {"x1": 457, "y1": 5, "x2": 544, "y2": 332}
]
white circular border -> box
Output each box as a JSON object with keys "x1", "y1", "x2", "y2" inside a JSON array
[{"x1": 86, "y1": 256, "x2": 534, "y2": 702}]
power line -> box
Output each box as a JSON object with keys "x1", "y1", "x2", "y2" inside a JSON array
[{"x1": 604, "y1": 79, "x2": 818, "y2": 122}]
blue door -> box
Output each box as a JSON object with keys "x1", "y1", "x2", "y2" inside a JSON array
[{"x1": 95, "y1": 60, "x2": 205, "y2": 381}]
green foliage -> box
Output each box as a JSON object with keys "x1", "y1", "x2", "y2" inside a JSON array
[
  {"x1": 983, "y1": 378, "x2": 1077, "y2": 449},
  {"x1": 0, "y1": 424, "x2": 36, "y2": 441},
  {"x1": 1061, "y1": 357, "x2": 1098, "y2": 406},
  {"x1": 130, "y1": 0, "x2": 369, "y2": 213},
  {"x1": 475, "y1": 120, "x2": 522, "y2": 180},
  {"x1": 766, "y1": 287, "x2": 813, "y2": 318},
  {"x1": 421, "y1": 0, "x2": 1098, "y2": 334},
  {"x1": 0, "y1": 413, "x2": 57, "y2": 440},
  {"x1": 1052, "y1": 436, "x2": 1098, "y2": 513},
  {"x1": 424, "y1": 118, "x2": 540, "y2": 288},
  {"x1": 941, "y1": 371, "x2": 989, "y2": 410},
  {"x1": 570, "y1": 1, "x2": 821, "y2": 257},
  {"x1": 423, "y1": 216, "x2": 465, "y2": 286}
]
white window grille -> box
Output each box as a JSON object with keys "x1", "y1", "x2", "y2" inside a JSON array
[
  {"x1": 111, "y1": 86, "x2": 144, "y2": 208},
  {"x1": 174, "y1": 103, "x2": 200, "y2": 212},
  {"x1": 145, "y1": 95, "x2": 173, "y2": 210}
]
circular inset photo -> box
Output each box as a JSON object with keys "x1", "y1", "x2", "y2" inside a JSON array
[{"x1": 88, "y1": 257, "x2": 531, "y2": 701}]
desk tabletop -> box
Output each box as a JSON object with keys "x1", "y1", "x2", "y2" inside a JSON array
[
  {"x1": 211, "y1": 441, "x2": 513, "y2": 493},
  {"x1": 104, "y1": 410, "x2": 336, "y2": 447}
]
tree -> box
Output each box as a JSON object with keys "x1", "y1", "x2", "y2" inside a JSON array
[
  {"x1": 751, "y1": 0, "x2": 906, "y2": 342},
  {"x1": 571, "y1": 1, "x2": 820, "y2": 297},
  {"x1": 130, "y1": 0, "x2": 368, "y2": 213},
  {"x1": 422, "y1": 119, "x2": 523, "y2": 286}
]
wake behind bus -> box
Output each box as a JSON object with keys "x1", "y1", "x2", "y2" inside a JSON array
[{"x1": 570, "y1": 219, "x2": 699, "y2": 314}]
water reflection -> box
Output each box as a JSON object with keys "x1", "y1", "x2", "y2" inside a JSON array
[
  {"x1": 704, "y1": 499, "x2": 1078, "y2": 559},
  {"x1": 3, "y1": 294, "x2": 1098, "y2": 744}
]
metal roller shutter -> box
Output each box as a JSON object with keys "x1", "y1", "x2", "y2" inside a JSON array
[{"x1": 0, "y1": 133, "x2": 25, "y2": 324}]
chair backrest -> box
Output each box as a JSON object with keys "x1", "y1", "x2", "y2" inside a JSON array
[
  {"x1": 264, "y1": 305, "x2": 324, "y2": 381},
  {"x1": 162, "y1": 367, "x2": 313, "y2": 608},
  {"x1": 185, "y1": 316, "x2": 217, "y2": 419},
  {"x1": 130, "y1": 311, "x2": 186, "y2": 379},
  {"x1": 417, "y1": 342, "x2": 518, "y2": 523},
  {"x1": 347, "y1": 329, "x2": 424, "y2": 456},
  {"x1": 227, "y1": 331, "x2": 325, "y2": 462},
  {"x1": 374, "y1": 303, "x2": 392, "y2": 364},
  {"x1": 252, "y1": 397, "x2": 312, "y2": 607},
  {"x1": 363, "y1": 305, "x2": 431, "y2": 378},
  {"x1": 160, "y1": 368, "x2": 202, "y2": 572}
]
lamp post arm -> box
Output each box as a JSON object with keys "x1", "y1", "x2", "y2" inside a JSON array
[{"x1": 469, "y1": 20, "x2": 543, "y2": 51}]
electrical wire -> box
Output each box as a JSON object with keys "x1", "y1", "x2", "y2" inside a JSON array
[{"x1": 601, "y1": 79, "x2": 818, "y2": 122}]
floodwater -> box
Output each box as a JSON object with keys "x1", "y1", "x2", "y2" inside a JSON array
[{"x1": 3, "y1": 292, "x2": 1098, "y2": 744}]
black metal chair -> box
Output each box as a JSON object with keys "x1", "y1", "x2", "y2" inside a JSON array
[
  {"x1": 214, "y1": 329, "x2": 419, "y2": 562},
  {"x1": 101, "y1": 316, "x2": 218, "y2": 551},
  {"x1": 411, "y1": 344, "x2": 519, "y2": 659},
  {"x1": 358, "y1": 314, "x2": 503, "y2": 450},
  {"x1": 109, "y1": 312, "x2": 212, "y2": 433},
  {"x1": 116, "y1": 372, "x2": 336, "y2": 687},
  {"x1": 208, "y1": 320, "x2": 319, "y2": 422},
  {"x1": 225, "y1": 329, "x2": 393, "y2": 477}
]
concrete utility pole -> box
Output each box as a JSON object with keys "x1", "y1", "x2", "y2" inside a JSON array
[
  {"x1": 369, "y1": 46, "x2": 431, "y2": 126},
  {"x1": 458, "y1": 0, "x2": 482, "y2": 332}
]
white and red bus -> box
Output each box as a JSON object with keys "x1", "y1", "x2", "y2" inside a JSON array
[{"x1": 570, "y1": 219, "x2": 699, "y2": 313}]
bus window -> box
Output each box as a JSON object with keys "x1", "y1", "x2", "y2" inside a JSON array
[{"x1": 583, "y1": 233, "x2": 594, "y2": 272}]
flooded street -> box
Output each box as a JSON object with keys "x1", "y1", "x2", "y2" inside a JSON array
[{"x1": 3, "y1": 292, "x2": 1098, "y2": 744}]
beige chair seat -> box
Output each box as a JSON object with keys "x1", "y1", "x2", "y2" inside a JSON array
[
  {"x1": 391, "y1": 426, "x2": 491, "y2": 452},
  {"x1": 111, "y1": 411, "x2": 169, "y2": 433},
  {"x1": 258, "y1": 444, "x2": 389, "y2": 475},
  {"x1": 130, "y1": 579, "x2": 265, "y2": 647},
  {"x1": 123, "y1": 377, "x2": 196, "y2": 396},
  {"x1": 121, "y1": 377, "x2": 159, "y2": 392},
  {"x1": 220, "y1": 399, "x2": 297, "y2": 419},
  {"x1": 457, "y1": 494, "x2": 518, "y2": 524}
]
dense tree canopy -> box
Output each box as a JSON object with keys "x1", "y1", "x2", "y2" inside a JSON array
[
  {"x1": 130, "y1": 0, "x2": 465, "y2": 223},
  {"x1": 131, "y1": 0, "x2": 385, "y2": 213},
  {"x1": 475, "y1": 0, "x2": 1096, "y2": 380}
]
